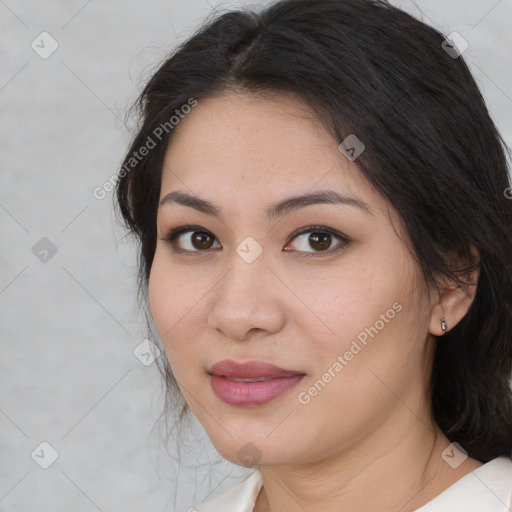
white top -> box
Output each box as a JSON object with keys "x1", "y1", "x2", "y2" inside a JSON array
[{"x1": 193, "y1": 456, "x2": 512, "y2": 511}]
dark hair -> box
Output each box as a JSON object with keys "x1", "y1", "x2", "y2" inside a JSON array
[{"x1": 115, "y1": 0, "x2": 512, "y2": 463}]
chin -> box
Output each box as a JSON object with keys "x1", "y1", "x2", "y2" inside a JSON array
[{"x1": 207, "y1": 430, "x2": 298, "y2": 468}]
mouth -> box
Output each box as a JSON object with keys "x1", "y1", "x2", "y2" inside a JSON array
[
  {"x1": 208, "y1": 359, "x2": 306, "y2": 407},
  {"x1": 221, "y1": 376, "x2": 276, "y2": 382}
]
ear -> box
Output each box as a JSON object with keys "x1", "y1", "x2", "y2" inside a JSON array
[{"x1": 429, "y1": 245, "x2": 480, "y2": 336}]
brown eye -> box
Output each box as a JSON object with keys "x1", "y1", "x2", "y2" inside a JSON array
[
  {"x1": 161, "y1": 227, "x2": 221, "y2": 252},
  {"x1": 191, "y1": 231, "x2": 215, "y2": 250},
  {"x1": 309, "y1": 232, "x2": 332, "y2": 251},
  {"x1": 285, "y1": 226, "x2": 349, "y2": 255}
]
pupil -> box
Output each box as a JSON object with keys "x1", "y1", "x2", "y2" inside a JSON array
[
  {"x1": 310, "y1": 233, "x2": 331, "y2": 251},
  {"x1": 193, "y1": 232, "x2": 212, "y2": 249}
]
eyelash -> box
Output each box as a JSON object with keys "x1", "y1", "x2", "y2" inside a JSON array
[{"x1": 159, "y1": 224, "x2": 350, "y2": 257}]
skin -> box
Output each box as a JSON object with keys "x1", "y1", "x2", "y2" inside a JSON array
[{"x1": 148, "y1": 91, "x2": 482, "y2": 511}]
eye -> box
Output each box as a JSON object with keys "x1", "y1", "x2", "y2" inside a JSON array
[
  {"x1": 285, "y1": 226, "x2": 349, "y2": 255},
  {"x1": 160, "y1": 225, "x2": 221, "y2": 253},
  {"x1": 159, "y1": 225, "x2": 350, "y2": 255}
]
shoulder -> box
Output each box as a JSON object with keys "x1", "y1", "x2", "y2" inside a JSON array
[
  {"x1": 415, "y1": 456, "x2": 512, "y2": 512},
  {"x1": 191, "y1": 468, "x2": 263, "y2": 512}
]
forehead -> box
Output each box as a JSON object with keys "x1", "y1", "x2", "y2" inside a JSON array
[{"x1": 160, "y1": 92, "x2": 385, "y2": 215}]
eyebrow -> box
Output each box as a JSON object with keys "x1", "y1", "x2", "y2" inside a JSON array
[{"x1": 159, "y1": 189, "x2": 372, "y2": 221}]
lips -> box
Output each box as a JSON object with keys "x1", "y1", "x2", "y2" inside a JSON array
[
  {"x1": 208, "y1": 359, "x2": 306, "y2": 407},
  {"x1": 209, "y1": 359, "x2": 305, "y2": 379}
]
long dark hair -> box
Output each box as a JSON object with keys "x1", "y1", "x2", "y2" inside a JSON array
[{"x1": 115, "y1": 0, "x2": 512, "y2": 462}]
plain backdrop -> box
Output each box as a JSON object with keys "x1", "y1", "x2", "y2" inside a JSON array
[{"x1": 1, "y1": 0, "x2": 511, "y2": 511}]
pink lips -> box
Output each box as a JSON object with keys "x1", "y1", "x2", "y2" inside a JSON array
[{"x1": 209, "y1": 359, "x2": 305, "y2": 407}]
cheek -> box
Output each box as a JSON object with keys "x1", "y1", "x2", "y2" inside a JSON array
[
  {"x1": 148, "y1": 256, "x2": 174, "y2": 336},
  {"x1": 148, "y1": 253, "x2": 205, "y2": 363},
  {"x1": 292, "y1": 289, "x2": 423, "y2": 437},
  {"x1": 285, "y1": 265, "x2": 383, "y2": 348},
  {"x1": 292, "y1": 254, "x2": 420, "y2": 370}
]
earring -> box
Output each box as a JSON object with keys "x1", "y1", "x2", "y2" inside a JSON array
[{"x1": 441, "y1": 317, "x2": 447, "y2": 334}]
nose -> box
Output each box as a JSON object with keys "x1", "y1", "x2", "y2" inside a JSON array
[{"x1": 207, "y1": 245, "x2": 286, "y2": 341}]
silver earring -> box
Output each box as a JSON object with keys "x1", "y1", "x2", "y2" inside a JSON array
[{"x1": 441, "y1": 317, "x2": 447, "y2": 334}]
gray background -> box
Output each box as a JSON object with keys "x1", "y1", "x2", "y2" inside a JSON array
[{"x1": 1, "y1": 0, "x2": 511, "y2": 511}]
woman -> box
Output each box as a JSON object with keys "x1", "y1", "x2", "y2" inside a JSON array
[{"x1": 115, "y1": 0, "x2": 512, "y2": 510}]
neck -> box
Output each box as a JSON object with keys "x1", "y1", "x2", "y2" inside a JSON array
[{"x1": 254, "y1": 411, "x2": 482, "y2": 512}]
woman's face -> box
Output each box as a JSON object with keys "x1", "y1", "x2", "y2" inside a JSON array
[{"x1": 149, "y1": 92, "x2": 436, "y2": 467}]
